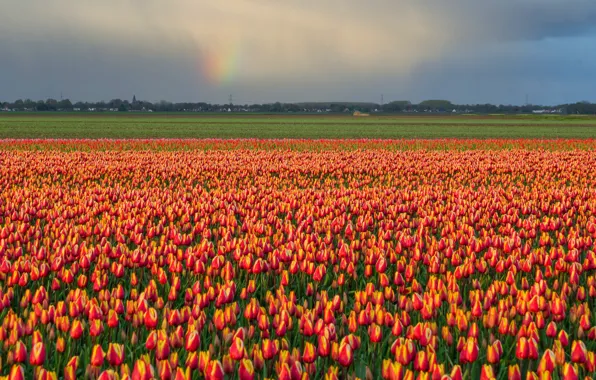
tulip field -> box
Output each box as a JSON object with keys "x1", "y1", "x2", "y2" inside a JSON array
[{"x1": 1, "y1": 138, "x2": 596, "y2": 380}]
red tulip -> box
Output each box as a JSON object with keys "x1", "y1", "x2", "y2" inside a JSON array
[
  {"x1": 29, "y1": 341, "x2": 46, "y2": 366},
  {"x1": 7, "y1": 365, "x2": 25, "y2": 380},
  {"x1": 91, "y1": 344, "x2": 105, "y2": 367},
  {"x1": 480, "y1": 364, "x2": 495, "y2": 380},
  {"x1": 561, "y1": 363, "x2": 578, "y2": 380},
  {"x1": 185, "y1": 330, "x2": 200, "y2": 352},
  {"x1": 174, "y1": 367, "x2": 190, "y2": 380},
  {"x1": 205, "y1": 360, "x2": 225, "y2": 380},
  {"x1": 262, "y1": 339, "x2": 278, "y2": 360},
  {"x1": 107, "y1": 343, "x2": 125, "y2": 366},
  {"x1": 157, "y1": 359, "x2": 172, "y2": 380},
  {"x1": 337, "y1": 341, "x2": 353, "y2": 367},
  {"x1": 368, "y1": 324, "x2": 382, "y2": 343},
  {"x1": 515, "y1": 337, "x2": 528, "y2": 359},
  {"x1": 507, "y1": 364, "x2": 522, "y2": 380},
  {"x1": 70, "y1": 320, "x2": 84, "y2": 340},
  {"x1": 132, "y1": 359, "x2": 155, "y2": 380},
  {"x1": 239, "y1": 359, "x2": 255, "y2": 380},
  {"x1": 570, "y1": 340, "x2": 587, "y2": 363},
  {"x1": 155, "y1": 339, "x2": 170, "y2": 361},
  {"x1": 97, "y1": 369, "x2": 119, "y2": 380},
  {"x1": 537, "y1": 349, "x2": 556, "y2": 375},
  {"x1": 13, "y1": 340, "x2": 27, "y2": 363},
  {"x1": 302, "y1": 341, "x2": 317, "y2": 364},
  {"x1": 145, "y1": 308, "x2": 158, "y2": 329},
  {"x1": 229, "y1": 336, "x2": 245, "y2": 360},
  {"x1": 107, "y1": 309, "x2": 119, "y2": 329}
]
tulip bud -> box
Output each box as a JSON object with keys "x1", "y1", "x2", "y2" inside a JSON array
[
  {"x1": 507, "y1": 364, "x2": 521, "y2": 380},
  {"x1": 107, "y1": 343, "x2": 125, "y2": 366},
  {"x1": 570, "y1": 340, "x2": 587, "y2": 363},
  {"x1": 155, "y1": 339, "x2": 170, "y2": 361},
  {"x1": 239, "y1": 359, "x2": 255, "y2": 380},
  {"x1": 91, "y1": 344, "x2": 105, "y2": 367},
  {"x1": 13, "y1": 341, "x2": 27, "y2": 363},
  {"x1": 515, "y1": 337, "x2": 528, "y2": 359},
  {"x1": 205, "y1": 360, "x2": 225, "y2": 380},
  {"x1": 337, "y1": 341, "x2": 353, "y2": 367},
  {"x1": 230, "y1": 337, "x2": 245, "y2": 361},
  {"x1": 302, "y1": 341, "x2": 317, "y2": 364},
  {"x1": 70, "y1": 320, "x2": 84, "y2": 340},
  {"x1": 185, "y1": 330, "x2": 200, "y2": 352},
  {"x1": 157, "y1": 359, "x2": 172, "y2": 380},
  {"x1": 29, "y1": 341, "x2": 46, "y2": 366},
  {"x1": 561, "y1": 362, "x2": 578, "y2": 380},
  {"x1": 132, "y1": 358, "x2": 155, "y2": 380},
  {"x1": 7, "y1": 365, "x2": 25, "y2": 380}
]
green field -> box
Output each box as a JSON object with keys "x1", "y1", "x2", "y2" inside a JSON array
[{"x1": 2, "y1": 113, "x2": 596, "y2": 139}]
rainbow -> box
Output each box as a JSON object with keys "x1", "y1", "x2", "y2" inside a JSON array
[{"x1": 201, "y1": 44, "x2": 241, "y2": 86}]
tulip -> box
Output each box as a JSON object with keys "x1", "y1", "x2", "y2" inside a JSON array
[
  {"x1": 561, "y1": 363, "x2": 578, "y2": 380},
  {"x1": 302, "y1": 341, "x2": 317, "y2": 364},
  {"x1": 185, "y1": 330, "x2": 200, "y2": 352},
  {"x1": 13, "y1": 340, "x2": 27, "y2": 363},
  {"x1": 546, "y1": 321, "x2": 557, "y2": 338},
  {"x1": 70, "y1": 320, "x2": 84, "y2": 339},
  {"x1": 516, "y1": 337, "x2": 529, "y2": 359},
  {"x1": 507, "y1": 364, "x2": 521, "y2": 380},
  {"x1": 262, "y1": 339, "x2": 278, "y2": 360},
  {"x1": 174, "y1": 367, "x2": 191, "y2": 380},
  {"x1": 570, "y1": 340, "x2": 587, "y2": 363},
  {"x1": 107, "y1": 309, "x2": 119, "y2": 329},
  {"x1": 537, "y1": 349, "x2": 556, "y2": 375},
  {"x1": 107, "y1": 343, "x2": 125, "y2": 366},
  {"x1": 56, "y1": 336, "x2": 66, "y2": 353},
  {"x1": 97, "y1": 369, "x2": 119, "y2": 380},
  {"x1": 91, "y1": 344, "x2": 105, "y2": 367},
  {"x1": 157, "y1": 359, "x2": 172, "y2": 380},
  {"x1": 132, "y1": 359, "x2": 155, "y2": 380},
  {"x1": 369, "y1": 323, "x2": 382, "y2": 343},
  {"x1": 480, "y1": 364, "x2": 495, "y2": 380},
  {"x1": 29, "y1": 341, "x2": 46, "y2": 366},
  {"x1": 229, "y1": 336, "x2": 245, "y2": 360},
  {"x1": 239, "y1": 359, "x2": 255, "y2": 380},
  {"x1": 7, "y1": 365, "x2": 25, "y2": 380},
  {"x1": 145, "y1": 308, "x2": 158, "y2": 329},
  {"x1": 205, "y1": 360, "x2": 225, "y2": 380},
  {"x1": 222, "y1": 354, "x2": 235, "y2": 374},
  {"x1": 155, "y1": 339, "x2": 170, "y2": 361},
  {"x1": 486, "y1": 343, "x2": 500, "y2": 364},
  {"x1": 337, "y1": 341, "x2": 353, "y2": 367}
]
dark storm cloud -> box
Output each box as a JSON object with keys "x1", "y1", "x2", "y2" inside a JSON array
[{"x1": 1, "y1": 0, "x2": 596, "y2": 104}]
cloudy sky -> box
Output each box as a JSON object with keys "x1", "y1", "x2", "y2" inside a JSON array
[{"x1": 1, "y1": 0, "x2": 595, "y2": 105}]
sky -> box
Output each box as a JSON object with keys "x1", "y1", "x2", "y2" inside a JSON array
[{"x1": 1, "y1": 0, "x2": 596, "y2": 105}]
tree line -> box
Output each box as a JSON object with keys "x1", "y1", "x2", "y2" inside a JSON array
[{"x1": 1, "y1": 98, "x2": 596, "y2": 114}]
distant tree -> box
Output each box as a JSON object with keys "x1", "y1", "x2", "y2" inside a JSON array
[
  {"x1": 109, "y1": 99, "x2": 123, "y2": 109},
  {"x1": 13, "y1": 99, "x2": 24, "y2": 110},
  {"x1": 118, "y1": 104, "x2": 128, "y2": 112},
  {"x1": 36, "y1": 100, "x2": 49, "y2": 111},
  {"x1": 58, "y1": 99, "x2": 73, "y2": 110},
  {"x1": 419, "y1": 100, "x2": 453, "y2": 111},
  {"x1": 383, "y1": 101, "x2": 411, "y2": 112}
]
